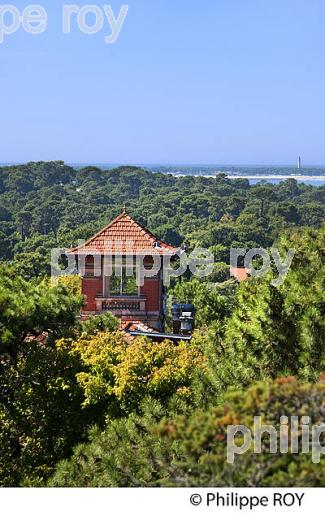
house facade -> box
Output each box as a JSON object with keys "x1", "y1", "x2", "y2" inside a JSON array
[{"x1": 69, "y1": 209, "x2": 179, "y2": 331}]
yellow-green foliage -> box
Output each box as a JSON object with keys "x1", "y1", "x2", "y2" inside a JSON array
[
  {"x1": 52, "y1": 275, "x2": 82, "y2": 296},
  {"x1": 57, "y1": 332, "x2": 205, "y2": 411}
]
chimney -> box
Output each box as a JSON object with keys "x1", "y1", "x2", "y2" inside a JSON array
[{"x1": 172, "y1": 304, "x2": 196, "y2": 335}]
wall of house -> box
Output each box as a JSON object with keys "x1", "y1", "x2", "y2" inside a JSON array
[
  {"x1": 82, "y1": 277, "x2": 102, "y2": 312},
  {"x1": 141, "y1": 277, "x2": 161, "y2": 313},
  {"x1": 80, "y1": 257, "x2": 165, "y2": 331}
]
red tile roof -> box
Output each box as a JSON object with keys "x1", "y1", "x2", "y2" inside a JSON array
[
  {"x1": 230, "y1": 266, "x2": 249, "y2": 282},
  {"x1": 120, "y1": 320, "x2": 158, "y2": 333},
  {"x1": 69, "y1": 210, "x2": 179, "y2": 256}
]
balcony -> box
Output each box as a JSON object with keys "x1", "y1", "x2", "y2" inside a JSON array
[{"x1": 95, "y1": 295, "x2": 147, "y2": 316}]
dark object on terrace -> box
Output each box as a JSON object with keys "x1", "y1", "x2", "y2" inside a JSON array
[{"x1": 172, "y1": 304, "x2": 196, "y2": 335}]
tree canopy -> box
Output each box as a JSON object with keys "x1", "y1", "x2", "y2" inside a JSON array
[{"x1": 0, "y1": 162, "x2": 324, "y2": 487}]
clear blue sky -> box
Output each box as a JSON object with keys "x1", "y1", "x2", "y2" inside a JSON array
[{"x1": 1, "y1": 0, "x2": 325, "y2": 165}]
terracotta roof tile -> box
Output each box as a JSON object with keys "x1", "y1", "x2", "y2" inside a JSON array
[
  {"x1": 120, "y1": 320, "x2": 158, "y2": 333},
  {"x1": 230, "y1": 266, "x2": 249, "y2": 282},
  {"x1": 69, "y1": 211, "x2": 179, "y2": 256}
]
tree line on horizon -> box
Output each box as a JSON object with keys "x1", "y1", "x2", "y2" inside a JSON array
[{"x1": 0, "y1": 161, "x2": 324, "y2": 277}]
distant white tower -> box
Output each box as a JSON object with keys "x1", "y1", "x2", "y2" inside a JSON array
[{"x1": 297, "y1": 156, "x2": 302, "y2": 169}]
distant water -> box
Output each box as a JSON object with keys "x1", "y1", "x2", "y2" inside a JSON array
[
  {"x1": 152, "y1": 166, "x2": 325, "y2": 187},
  {"x1": 1, "y1": 163, "x2": 325, "y2": 187},
  {"x1": 248, "y1": 179, "x2": 324, "y2": 187}
]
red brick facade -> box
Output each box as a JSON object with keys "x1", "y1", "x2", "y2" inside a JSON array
[
  {"x1": 142, "y1": 278, "x2": 160, "y2": 313},
  {"x1": 82, "y1": 277, "x2": 102, "y2": 312},
  {"x1": 70, "y1": 211, "x2": 178, "y2": 331}
]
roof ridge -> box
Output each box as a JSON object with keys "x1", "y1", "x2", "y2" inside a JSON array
[
  {"x1": 68, "y1": 210, "x2": 177, "y2": 253},
  {"x1": 72, "y1": 211, "x2": 127, "y2": 251}
]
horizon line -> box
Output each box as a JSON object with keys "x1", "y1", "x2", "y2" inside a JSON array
[{"x1": 2, "y1": 161, "x2": 325, "y2": 168}]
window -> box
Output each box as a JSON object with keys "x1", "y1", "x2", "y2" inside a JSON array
[
  {"x1": 108, "y1": 258, "x2": 138, "y2": 296},
  {"x1": 109, "y1": 271, "x2": 138, "y2": 296},
  {"x1": 84, "y1": 255, "x2": 94, "y2": 277}
]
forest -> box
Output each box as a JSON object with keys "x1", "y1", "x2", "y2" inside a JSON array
[{"x1": 0, "y1": 161, "x2": 324, "y2": 486}]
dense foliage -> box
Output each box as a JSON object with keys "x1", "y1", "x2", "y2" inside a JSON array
[
  {"x1": 0, "y1": 162, "x2": 324, "y2": 487},
  {"x1": 0, "y1": 162, "x2": 324, "y2": 276},
  {"x1": 220, "y1": 227, "x2": 325, "y2": 384},
  {"x1": 48, "y1": 378, "x2": 325, "y2": 487},
  {"x1": 57, "y1": 333, "x2": 204, "y2": 413},
  {"x1": 0, "y1": 268, "x2": 83, "y2": 360}
]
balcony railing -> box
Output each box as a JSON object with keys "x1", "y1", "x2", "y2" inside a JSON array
[{"x1": 95, "y1": 295, "x2": 147, "y2": 315}]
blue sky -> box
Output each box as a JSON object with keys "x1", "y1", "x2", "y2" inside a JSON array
[{"x1": 1, "y1": 0, "x2": 325, "y2": 164}]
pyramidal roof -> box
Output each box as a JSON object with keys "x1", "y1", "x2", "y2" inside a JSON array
[{"x1": 69, "y1": 209, "x2": 179, "y2": 255}]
